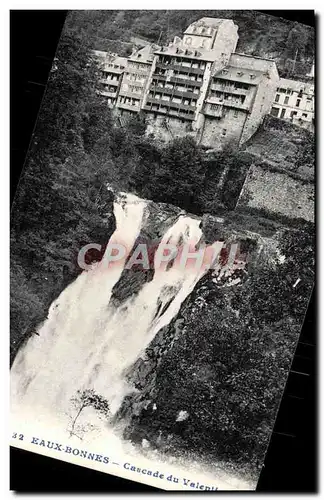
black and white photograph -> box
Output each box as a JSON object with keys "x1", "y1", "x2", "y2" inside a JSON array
[{"x1": 10, "y1": 9, "x2": 315, "y2": 491}]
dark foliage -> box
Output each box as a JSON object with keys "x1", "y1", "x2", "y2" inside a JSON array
[
  {"x1": 65, "y1": 10, "x2": 314, "y2": 79},
  {"x1": 122, "y1": 225, "x2": 314, "y2": 475}
]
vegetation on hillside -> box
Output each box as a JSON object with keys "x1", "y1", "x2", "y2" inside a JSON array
[
  {"x1": 10, "y1": 22, "x2": 314, "y2": 476},
  {"x1": 10, "y1": 32, "x2": 251, "y2": 362},
  {"x1": 65, "y1": 10, "x2": 314, "y2": 79},
  {"x1": 122, "y1": 225, "x2": 314, "y2": 475}
]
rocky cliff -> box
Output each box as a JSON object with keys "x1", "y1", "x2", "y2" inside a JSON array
[{"x1": 109, "y1": 197, "x2": 314, "y2": 480}]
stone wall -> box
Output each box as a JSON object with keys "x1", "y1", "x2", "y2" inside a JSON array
[
  {"x1": 236, "y1": 164, "x2": 314, "y2": 223},
  {"x1": 145, "y1": 114, "x2": 196, "y2": 142},
  {"x1": 200, "y1": 109, "x2": 246, "y2": 149}
]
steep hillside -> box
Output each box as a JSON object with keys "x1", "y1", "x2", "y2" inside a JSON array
[
  {"x1": 243, "y1": 115, "x2": 314, "y2": 179},
  {"x1": 64, "y1": 10, "x2": 314, "y2": 79}
]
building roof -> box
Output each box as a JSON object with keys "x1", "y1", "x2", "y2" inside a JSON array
[
  {"x1": 92, "y1": 50, "x2": 127, "y2": 70},
  {"x1": 278, "y1": 78, "x2": 314, "y2": 95},
  {"x1": 129, "y1": 44, "x2": 160, "y2": 64},
  {"x1": 214, "y1": 65, "x2": 265, "y2": 85},
  {"x1": 184, "y1": 17, "x2": 227, "y2": 36},
  {"x1": 154, "y1": 43, "x2": 221, "y2": 62},
  {"x1": 230, "y1": 53, "x2": 277, "y2": 73}
]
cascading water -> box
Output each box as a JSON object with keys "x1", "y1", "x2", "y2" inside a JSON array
[
  {"x1": 10, "y1": 192, "x2": 210, "y2": 423},
  {"x1": 10, "y1": 191, "x2": 252, "y2": 490}
]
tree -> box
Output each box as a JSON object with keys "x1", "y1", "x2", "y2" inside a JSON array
[
  {"x1": 10, "y1": 33, "x2": 117, "y2": 362},
  {"x1": 147, "y1": 137, "x2": 206, "y2": 213},
  {"x1": 69, "y1": 389, "x2": 110, "y2": 439}
]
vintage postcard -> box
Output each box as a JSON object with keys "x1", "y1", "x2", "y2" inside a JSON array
[{"x1": 10, "y1": 10, "x2": 315, "y2": 491}]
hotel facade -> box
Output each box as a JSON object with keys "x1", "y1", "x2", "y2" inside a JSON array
[{"x1": 94, "y1": 17, "x2": 314, "y2": 148}]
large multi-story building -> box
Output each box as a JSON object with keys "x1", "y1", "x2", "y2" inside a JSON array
[
  {"x1": 93, "y1": 17, "x2": 313, "y2": 147},
  {"x1": 270, "y1": 78, "x2": 315, "y2": 132},
  {"x1": 143, "y1": 18, "x2": 240, "y2": 142},
  {"x1": 200, "y1": 53, "x2": 279, "y2": 148}
]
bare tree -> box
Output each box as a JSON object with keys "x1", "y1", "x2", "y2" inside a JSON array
[{"x1": 69, "y1": 389, "x2": 110, "y2": 439}]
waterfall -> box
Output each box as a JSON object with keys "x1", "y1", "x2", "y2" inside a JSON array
[
  {"x1": 10, "y1": 192, "x2": 210, "y2": 425},
  {"x1": 10, "y1": 191, "x2": 253, "y2": 490}
]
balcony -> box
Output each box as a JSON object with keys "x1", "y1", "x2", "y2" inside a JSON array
[
  {"x1": 117, "y1": 102, "x2": 140, "y2": 112},
  {"x1": 169, "y1": 75, "x2": 203, "y2": 87},
  {"x1": 210, "y1": 82, "x2": 251, "y2": 96},
  {"x1": 203, "y1": 104, "x2": 224, "y2": 118},
  {"x1": 125, "y1": 67, "x2": 150, "y2": 76},
  {"x1": 100, "y1": 78, "x2": 120, "y2": 86},
  {"x1": 149, "y1": 85, "x2": 199, "y2": 99},
  {"x1": 101, "y1": 90, "x2": 117, "y2": 98},
  {"x1": 145, "y1": 96, "x2": 196, "y2": 113},
  {"x1": 222, "y1": 99, "x2": 252, "y2": 112},
  {"x1": 103, "y1": 67, "x2": 124, "y2": 75},
  {"x1": 143, "y1": 104, "x2": 195, "y2": 121},
  {"x1": 156, "y1": 61, "x2": 205, "y2": 75},
  {"x1": 206, "y1": 95, "x2": 252, "y2": 112},
  {"x1": 119, "y1": 89, "x2": 144, "y2": 99}
]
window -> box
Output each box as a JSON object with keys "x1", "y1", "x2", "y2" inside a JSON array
[
  {"x1": 271, "y1": 107, "x2": 280, "y2": 117},
  {"x1": 284, "y1": 96, "x2": 289, "y2": 105},
  {"x1": 302, "y1": 113, "x2": 308, "y2": 118},
  {"x1": 234, "y1": 109, "x2": 238, "y2": 117},
  {"x1": 222, "y1": 129, "x2": 227, "y2": 136},
  {"x1": 279, "y1": 88, "x2": 286, "y2": 93},
  {"x1": 296, "y1": 99, "x2": 301, "y2": 107},
  {"x1": 280, "y1": 108, "x2": 286, "y2": 118},
  {"x1": 275, "y1": 94, "x2": 280, "y2": 102}
]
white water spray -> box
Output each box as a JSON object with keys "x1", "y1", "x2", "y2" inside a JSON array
[
  {"x1": 10, "y1": 192, "x2": 253, "y2": 490},
  {"x1": 10, "y1": 193, "x2": 209, "y2": 421}
]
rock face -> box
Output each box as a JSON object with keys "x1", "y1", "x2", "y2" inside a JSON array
[
  {"x1": 112, "y1": 199, "x2": 314, "y2": 479},
  {"x1": 110, "y1": 200, "x2": 184, "y2": 307}
]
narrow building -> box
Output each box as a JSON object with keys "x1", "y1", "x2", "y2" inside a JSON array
[
  {"x1": 116, "y1": 45, "x2": 158, "y2": 115},
  {"x1": 93, "y1": 50, "x2": 127, "y2": 108}
]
